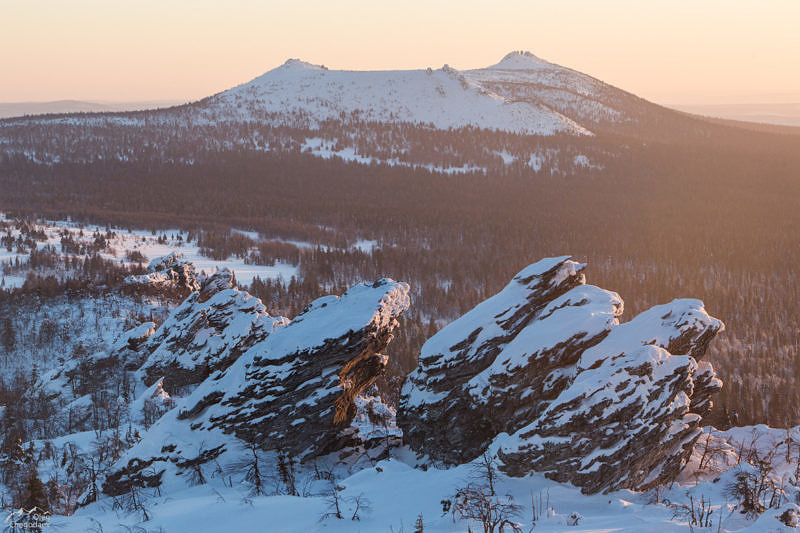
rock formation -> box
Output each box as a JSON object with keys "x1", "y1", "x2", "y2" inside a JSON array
[
  {"x1": 183, "y1": 277, "x2": 410, "y2": 459},
  {"x1": 102, "y1": 278, "x2": 409, "y2": 495},
  {"x1": 138, "y1": 268, "x2": 288, "y2": 394},
  {"x1": 398, "y1": 256, "x2": 723, "y2": 493},
  {"x1": 124, "y1": 251, "x2": 203, "y2": 292}
]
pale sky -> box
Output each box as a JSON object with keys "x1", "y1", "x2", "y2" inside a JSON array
[{"x1": 2, "y1": 0, "x2": 798, "y2": 105}]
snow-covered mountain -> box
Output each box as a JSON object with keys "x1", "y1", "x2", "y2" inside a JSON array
[
  {"x1": 200, "y1": 52, "x2": 593, "y2": 135},
  {"x1": 0, "y1": 51, "x2": 749, "y2": 140},
  {"x1": 0, "y1": 50, "x2": 721, "y2": 175},
  {"x1": 194, "y1": 50, "x2": 657, "y2": 135}
]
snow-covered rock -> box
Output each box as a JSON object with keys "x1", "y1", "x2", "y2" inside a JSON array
[
  {"x1": 102, "y1": 278, "x2": 410, "y2": 496},
  {"x1": 399, "y1": 256, "x2": 723, "y2": 493},
  {"x1": 124, "y1": 251, "x2": 204, "y2": 292},
  {"x1": 138, "y1": 268, "x2": 289, "y2": 394}
]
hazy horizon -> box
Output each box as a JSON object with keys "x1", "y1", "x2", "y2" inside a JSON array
[{"x1": 3, "y1": 96, "x2": 800, "y2": 128}]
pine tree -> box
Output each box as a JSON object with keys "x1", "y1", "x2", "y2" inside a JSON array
[
  {"x1": 1, "y1": 316, "x2": 14, "y2": 354},
  {"x1": 23, "y1": 472, "x2": 49, "y2": 512}
]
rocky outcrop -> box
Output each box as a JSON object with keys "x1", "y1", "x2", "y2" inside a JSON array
[
  {"x1": 187, "y1": 278, "x2": 410, "y2": 459},
  {"x1": 138, "y1": 268, "x2": 288, "y2": 394},
  {"x1": 102, "y1": 278, "x2": 409, "y2": 496},
  {"x1": 124, "y1": 251, "x2": 204, "y2": 293},
  {"x1": 398, "y1": 256, "x2": 723, "y2": 494}
]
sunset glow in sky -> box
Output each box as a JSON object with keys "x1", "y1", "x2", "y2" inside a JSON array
[{"x1": 2, "y1": 0, "x2": 799, "y2": 105}]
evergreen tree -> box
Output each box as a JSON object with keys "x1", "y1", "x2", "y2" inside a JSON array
[
  {"x1": 0, "y1": 316, "x2": 14, "y2": 354},
  {"x1": 22, "y1": 472, "x2": 49, "y2": 512}
]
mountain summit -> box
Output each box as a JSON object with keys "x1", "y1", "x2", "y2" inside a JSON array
[{"x1": 487, "y1": 50, "x2": 553, "y2": 70}]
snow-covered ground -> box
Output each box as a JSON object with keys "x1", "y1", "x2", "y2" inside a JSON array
[
  {"x1": 3, "y1": 215, "x2": 799, "y2": 533},
  {"x1": 0, "y1": 294, "x2": 169, "y2": 377},
  {"x1": 41, "y1": 425, "x2": 800, "y2": 532},
  {"x1": 301, "y1": 137, "x2": 488, "y2": 174},
  {"x1": 50, "y1": 458, "x2": 683, "y2": 532},
  {"x1": 0, "y1": 213, "x2": 299, "y2": 289}
]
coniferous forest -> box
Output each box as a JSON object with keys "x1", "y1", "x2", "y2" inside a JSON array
[{"x1": 1, "y1": 113, "x2": 800, "y2": 430}]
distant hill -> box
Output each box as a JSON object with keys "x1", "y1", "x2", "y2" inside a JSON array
[
  {"x1": 0, "y1": 99, "x2": 185, "y2": 119},
  {"x1": 670, "y1": 102, "x2": 800, "y2": 127}
]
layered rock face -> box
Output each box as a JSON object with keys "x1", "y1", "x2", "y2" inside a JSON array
[
  {"x1": 138, "y1": 268, "x2": 288, "y2": 394},
  {"x1": 187, "y1": 278, "x2": 411, "y2": 459},
  {"x1": 398, "y1": 256, "x2": 723, "y2": 493},
  {"x1": 103, "y1": 278, "x2": 409, "y2": 495}
]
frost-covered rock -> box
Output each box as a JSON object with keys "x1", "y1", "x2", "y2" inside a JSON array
[
  {"x1": 138, "y1": 268, "x2": 288, "y2": 394},
  {"x1": 124, "y1": 251, "x2": 204, "y2": 292},
  {"x1": 398, "y1": 256, "x2": 723, "y2": 493},
  {"x1": 102, "y1": 278, "x2": 410, "y2": 496}
]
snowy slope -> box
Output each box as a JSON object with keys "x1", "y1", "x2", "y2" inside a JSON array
[
  {"x1": 199, "y1": 57, "x2": 590, "y2": 135},
  {"x1": 190, "y1": 50, "x2": 653, "y2": 135},
  {"x1": 51, "y1": 430, "x2": 800, "y2": 533},
  {"x1": 0, "y1": 213, "x2": 299, "y2": 290},
  {"x1": 465, "y1": 51, "x2": 634, "y2": 126}
]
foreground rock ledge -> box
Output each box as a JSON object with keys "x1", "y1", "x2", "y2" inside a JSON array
[{"x1": 398, "y1": 256, "x2": 723, "y2": 494}]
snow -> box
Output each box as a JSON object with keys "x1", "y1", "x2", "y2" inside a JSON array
[
  {"x1": 409, "y1": 257, "x2": 593, "y2": 375},
  {"x1": 206, "y1": 58, "x2": 592, "y2": 136},
  {"x1": 47, "y1": 452, "x2": 764, "y2": 533},
  {"x1": 495, "y1": 150, "x2": 516, "y2": 165},
  {"x1": 464, "y1": 283, "x2": 623, "y2": 400},
  {"x1": 0, "y1": 213, "x2": 299, "y2": 286},
  {"x1": 233, "y1": 278, "x2": 410, "y2": 363},
  {"x1": 528, "y1": 153, "x2": 543, "y2": 171},
  {"x1": 486, "y1": 50, "x2": 555, "y2": 71},
  {"x1": 129, "y1": 238, "x2": 297, "y2": 285},
  {"x1": 353, "y1": 239, "x2": 377, "y2": 252},
  {"x1": 466, "y1": 52, "x2": 625, "y2": 127},
  {"x1": 137, "y1": 275, "x2": 288, "y2": 380},
  {"x1": 3, "y1": 244, "x2": 794, "y2": 532},
  {"x1": 300, "y1": 136, "x2": 488, "y2": 174}
]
